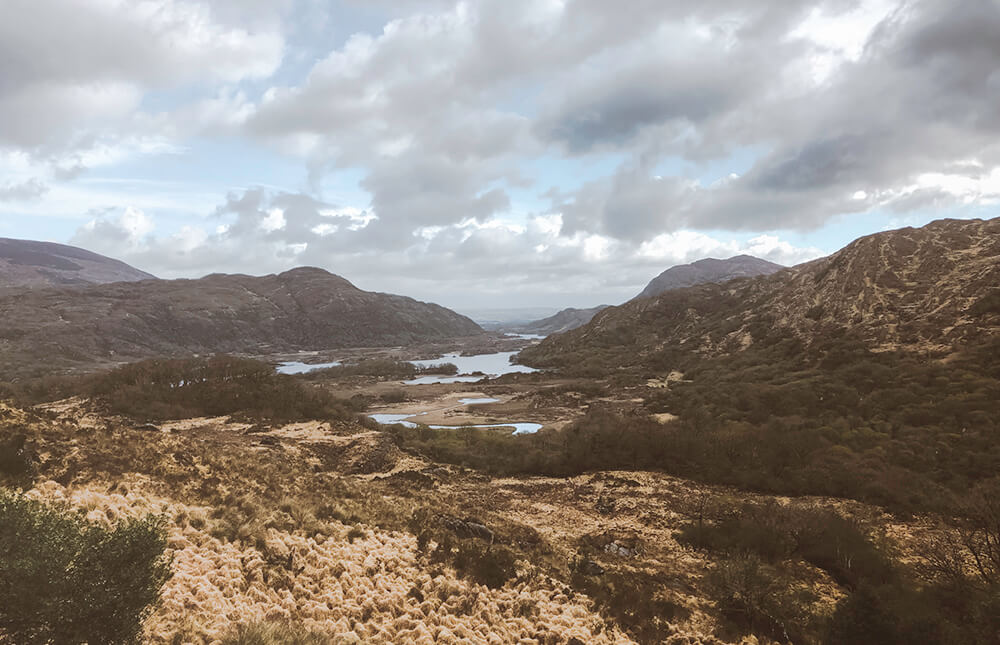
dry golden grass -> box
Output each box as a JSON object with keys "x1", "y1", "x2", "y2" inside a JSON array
[
  {"x1": 4, "y1": 397, "x2": 954, "y2": 645},
  {"x1": 25, "y1": 479, "x2": 633, "y2": 644}
]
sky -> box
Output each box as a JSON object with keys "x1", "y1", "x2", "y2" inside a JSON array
[{"x1": 0, "y1": 0, "x2": 998, "y2": 313}]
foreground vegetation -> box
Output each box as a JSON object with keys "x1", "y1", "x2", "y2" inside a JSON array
[
  {"x1": 1, "y1": 338, "x2": 999, "y2": 643},
  {"x1": 0, "y1": 488, "x2": 171, "y2": 644},
  {"x1": 1, "y1": 356, "x2": 364, "y2": 422}
]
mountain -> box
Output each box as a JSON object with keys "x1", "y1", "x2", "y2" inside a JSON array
[
  {"x1": 635, "y1": 254, "x2": 784, "y2": 300},
  {"x1": 507, "y1": 305, "x2": 610, "y2": 336},
  {"x1": 0, "y1": 267, "x2": 482, "y2": 376},
  {"x1": 0, "y1": 238, "x2": 155, "y2": 288},
  {"x1": 522, "y1": 218, "x2": 1000, "y2": 370},
  {"x1": 505, "y1": 255, "x2": 784, "y2": 337}
]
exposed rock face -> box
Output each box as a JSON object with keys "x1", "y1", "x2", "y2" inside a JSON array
[
  {"x1": 0, "y1": 238, "x2": 155, "y2": 288},
  {"x1": 0, "y1": 266, "x2": 483, "y2": 375},
  {"x1": 522, "y1": 218, "x2": 1000, "y2": 368},
  {"x1": 635, "y1": 254, "x2": 784, "y2": 300},
  {"x1": 510, "y1": 306, "x2": 610, "y2": 335}
]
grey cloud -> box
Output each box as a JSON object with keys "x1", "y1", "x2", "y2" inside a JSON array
[
  {"x1": 0, "y1": 0, "x2": 283, "y2": 155},
  {"x1": 68, "y1": 188, "x2": 823, "y2": 310},
  {"x1": 0, "y1": 178, "x2": 48, "y2": 201}
]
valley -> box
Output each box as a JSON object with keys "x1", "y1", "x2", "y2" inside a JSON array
[{"x1": 2, "y1": 217, "x2": 999, "y2": 644}]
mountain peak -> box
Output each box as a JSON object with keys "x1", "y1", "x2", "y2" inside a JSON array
[{"x1": 636, "y1": 254, "x2": 784, "y2": 300}]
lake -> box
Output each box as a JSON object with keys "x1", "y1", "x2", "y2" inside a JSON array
[
  {"x1": 276, "y1": 360, "x2": 342, "y2": 374},
  {"x1": 369, "y1": 413, "x2": 541, "y2": 435},
  {"x1": 406, "y1": 351, "x2": 537, "y2": 384}
]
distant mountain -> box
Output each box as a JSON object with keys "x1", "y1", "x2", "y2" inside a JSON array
[
  {"x1": 635, "y1": 255, "x2": 784, "y2": 300},
  {"x1": 522, "y1": 218, "x2": 1000, "y2": 371},
  {"x1": 0, "y1": 238, "x2": 155, "y2": 288},
  {"x1": 506, "y1": 255, "x2": 784, "y2": 337},
  {"x1": 0, "y1": 267, "x2": 483, "y2": 376},
  {"x1": 462, "y1": 307, "x2": 562, "y2": 330},
  {"x1": 507, "y1": 306, "x2": 610, "y2": 336}
]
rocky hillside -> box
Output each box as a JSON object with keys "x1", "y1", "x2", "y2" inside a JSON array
[
  {"x1": 508, "y1": 305, "x2": 610, "y2": 335},
  {"x1": 0, "y1": 267, "x2": 482, "y2": 375},
  {"x1": 0, "y1": 238, "x2": 155, "y2": 288},
  {"x1": 522, "y1": 218, "x2": 1000, "y2": 370},
  {"x1": 635, "y1": 255, "x2": 783, "y2": 300}
]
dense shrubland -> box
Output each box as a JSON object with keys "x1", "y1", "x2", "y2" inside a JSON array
[
  {"x1": 444, "y1": 334, "x2": 1000, "y2": 512},
  {"x1": 1, "y1": 356, "x2": 364, "y2": 422}
]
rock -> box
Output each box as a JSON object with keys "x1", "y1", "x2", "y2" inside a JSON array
[
  {"x1": 441, "y1": 515, "x2": 495, "y2": 543},
  {"x1": 604, "y1": 540, "x2": 639, "y2": 558},
  {"x1": 578, "y1": 560, "x2": 605, "y2": 576},
  {"x1": 136, "y1": 423, "x2": 159, "y2": 432}
]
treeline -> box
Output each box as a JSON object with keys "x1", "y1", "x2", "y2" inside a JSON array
[
  {"x1": 300, "y1": 359, "x2": 458, "y2": 380},
  {"x1": 2, "y1": 356, "x2": 364, "y2": 422}
]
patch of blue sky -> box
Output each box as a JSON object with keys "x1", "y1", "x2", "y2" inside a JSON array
[
  {"x1": 0, "y1": 213, "x2": 82, "y2": 242},
  {"x1": 92, "y1": 137, "x2": 304, "y2": 194}
]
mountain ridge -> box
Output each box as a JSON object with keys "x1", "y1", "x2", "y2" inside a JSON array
[
  {"x1": 506, "y1": 305, "x2": 610, "y2": 335},
  {"x1": 635, "y1": 254, "x2": 784, "y2": 300},
  {"x1": 0, "y1": 266, "x2": 482, "y2": 376},
  {"x1": 0, "y1": 237, "x2": 155, "y2": 288},
  {"x1": 521, "y1": 217, "x2": 1000, "y2": 370}
]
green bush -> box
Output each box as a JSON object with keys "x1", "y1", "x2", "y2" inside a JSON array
[
  {"x1": 90, "y1": 356, "x2": 361, "y2": 422},
  {"x1": 0, "y1": 488, "x2": 172, "y2": 644}
]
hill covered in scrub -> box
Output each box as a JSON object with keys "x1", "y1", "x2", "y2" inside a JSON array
[
  {"x1": 0, "y1": 267, "x2": 483, "y2": 377},
  {"x1": 635, "y1": 255, "x2": 783, "y2": 300},
  {"x1": 524, "y1": 217, "x2": 1000, "y2": 370},
  {"x1": 0, "y1": 237, "x2": 155, "y2": 289},
  {"x1": 515, "y1": 218, "x2": 1000, "y2": 510}
]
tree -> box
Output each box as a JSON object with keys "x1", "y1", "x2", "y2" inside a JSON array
[{"x1": 0, "y1": 488, "x2": 172, "y2": 644}]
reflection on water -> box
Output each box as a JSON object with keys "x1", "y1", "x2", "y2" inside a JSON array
[
  {"x1": 277, "y1": 360, "x2": 341, "y2": 374},
  {"x1": 368, "y1": 413, "x2": 425, "y2": 428},
  {"x1": 406, "y1": 351, "x2": 536, "y2": 385},
  {"x1": 369, "y1": 414, "x2": 541, "y2": 435}
]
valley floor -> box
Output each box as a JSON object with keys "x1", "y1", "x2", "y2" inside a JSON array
[{"x1": 2, "y1": 394, "x2": 947, "y2": 645}]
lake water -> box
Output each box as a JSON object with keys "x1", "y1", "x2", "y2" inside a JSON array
[
  {"x1": 368, "y1": 414, "x2": 541, "y2": 435},
  {"x1": 504, "y1": 333, "x2": 547, "y2": 340},
  {"x1": 405, "y1": 351, "x2": 537, "y2": 385},
  {"x1": 277, "y1": 360, "x2": 342, "y2": 374}
]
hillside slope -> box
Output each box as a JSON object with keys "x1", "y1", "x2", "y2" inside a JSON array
[
  {"x1": 509, "y1": 305, "x2": 610, "y2": 335},
  {"x1": 524, "y1": 218, "x2": 1000, "y2": 370},
  {"x1": 0, "y1": 267, "x2": 482, "y2": 375},
  {"x1": 635, "y1": 254, "x2": 783, "y2": 300},
  {"x1": 0, "y1": 238, "x2": 155, "y2": 288}
]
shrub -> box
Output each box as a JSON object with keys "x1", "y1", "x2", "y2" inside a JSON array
[
  {"x1": 89, "y1": 356, "x2": 360, "y2": 422},
  {"x1": 0, "y1": 488, "x2": 172, "y2": 644},
  {"x1": 0, "y1": 433, "x2": 32, "y2": 484},
  {"x1": 379, "y1": 389, "x2": 408, "y2": 404}
]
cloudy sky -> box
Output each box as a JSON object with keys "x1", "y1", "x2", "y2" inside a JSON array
[{"x1": 1, "y1": 0, "x2": 998, "y2": 312}]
